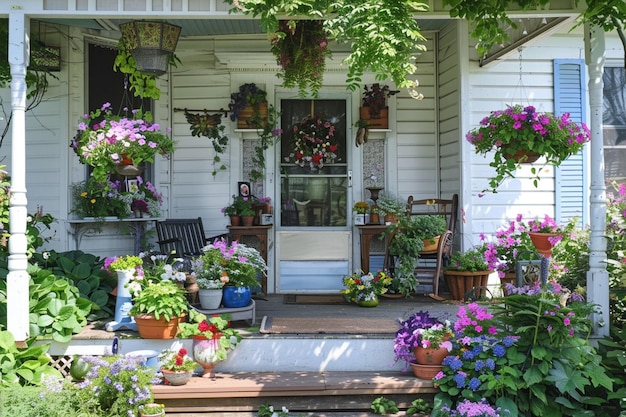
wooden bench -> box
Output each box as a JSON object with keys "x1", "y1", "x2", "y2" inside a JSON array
[{"x1": 155, "y1": 217, "x2": 226, "y2": 258}]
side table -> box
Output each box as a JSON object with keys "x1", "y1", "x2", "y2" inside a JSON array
[{"x1": 355, "y1": 224, "x2": 388, "y2": 274}]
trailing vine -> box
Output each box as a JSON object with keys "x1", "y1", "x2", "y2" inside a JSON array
[
  {"x1": 248, "y1": 104, "x2": 282, "y2": 182},
  {"x1": 184, "y1": 112, "x2": 229, "y2": 177}
]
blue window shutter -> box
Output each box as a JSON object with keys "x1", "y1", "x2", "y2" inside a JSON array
[{"x1": 554, "y1": 59, "x2": 587, "y2": 227}]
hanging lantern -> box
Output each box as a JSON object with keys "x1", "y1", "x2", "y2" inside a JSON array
[{"x1": 119, "y1": 20, "x2": 182, "y2": 76}]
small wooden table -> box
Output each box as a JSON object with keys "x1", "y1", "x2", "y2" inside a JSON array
[
  {"x1": 355, "y1": 224, "x2": 388, "y2": 273},
  {"x1": 227, "y1": 225, "x2": 273, "y2": 293}
]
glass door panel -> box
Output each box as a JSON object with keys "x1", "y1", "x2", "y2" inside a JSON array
[{"x1": 279, "y1": 99, "x2": 348, "y2": 228}]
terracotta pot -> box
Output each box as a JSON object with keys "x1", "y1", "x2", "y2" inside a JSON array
[
  {"x1": 134, "y1": 314, "x2": 185, "y2": 339},
  {"x1": 413, "y1": 346, "x2": 449, "y2": 365},
  {"x1": 161, "y1": 369, "x2": 193, "y2": 386},
  {"x1": 369, "y1": 213, "x2": 380, "y2": 224},
  {"x1": 443, "y1": 270, "x2": 492, "y2": 301},
  {"x1": 384, "y1": 214, "x2": 399, "y2": 224},
  {"x1": 359, "y1": 106, "x2": 389, "y2": 129},
  {"x1": 229, "y1": 215, "x2": 241, "y2": 226},
  {"x1": 241, "y1": 215, "x2": 255, "y2": 227},
  {"x1": 237, "y1": 101, "x2": 269, "y2": 129},
  {"x1": 528, "y1": 232, "x2": 559, "y2": 257},
  {"x1": 409, "y1": 362, "x2": 442, "y2": 380}
]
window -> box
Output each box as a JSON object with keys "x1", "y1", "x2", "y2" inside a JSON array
[{"x1": 603, "y1": 67, "x2": 626, "y2": 183}]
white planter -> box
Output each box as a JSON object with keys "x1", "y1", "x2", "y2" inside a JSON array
[
  {"x1": 353, "y1": 213, "x2": 366, "y2": 225},
  {"x1": 198, "y1": 289, "x2": 223, "y2": 310}
]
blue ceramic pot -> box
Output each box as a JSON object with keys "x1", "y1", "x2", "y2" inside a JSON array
[{"x1": 222, "y1": 286, "x2": 251, "y2": 308}]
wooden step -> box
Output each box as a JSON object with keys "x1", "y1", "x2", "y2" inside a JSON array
[{"x1": 154, "y1": 371, "x2": 436, "y2": 416}]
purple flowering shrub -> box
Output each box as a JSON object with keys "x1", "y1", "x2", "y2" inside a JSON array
[
  {"x1": 434, "y1": 285, "x2": 612, "y2": 417},
  {"x1": 76, "y1": 355, "x2": 161, "y2": 416},
  {"x1": 435, "y1": 398, "x2": 509, "y2": 417}
]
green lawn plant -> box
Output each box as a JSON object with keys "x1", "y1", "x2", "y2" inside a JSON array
[{"x1": 0, "y1": 330, "x2": 62, "y2": 387}]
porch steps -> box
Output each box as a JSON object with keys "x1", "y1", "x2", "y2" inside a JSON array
[{"x1": 153, "y1": 371, "x2": 436, "y2": 416}]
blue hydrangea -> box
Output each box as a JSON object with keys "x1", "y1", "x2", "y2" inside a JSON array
[
  {"x1": 449, "y1": 357, "x2": 464, "y2": 371},
  {"x1": 493, "y1": 343, "x2": 506, "y2": 357},
  {"x1": 503, "y1": 335, "x2": 517, "y2": 347},
  {"x1": 463, "y1": 349, "x2": 476, "y2": 360},
  {"x1": 453, "y1": 372, "x2": 466, "y2": 388},
  {"x1": 474, "y1": 359, "x2": 485, "y2": 371},
  {"x1": 485, "y1": 358, "x2": 495, "y2": 370},
  {"x1": 468, "y1": 377, "x2": 481, "y2": 391}
]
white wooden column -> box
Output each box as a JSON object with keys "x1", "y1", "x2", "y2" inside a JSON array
[
  {"x1": 584, "y1": 24, "x2": 609, "y2": 338},
  {"x1": 7, "y1": 11, "x2": 30, "y2": 344}
]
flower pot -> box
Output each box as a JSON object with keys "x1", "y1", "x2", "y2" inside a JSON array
[
  {"x1": 384, "y1": 214, "x2": 399, "y2": 224},
  {"x1": 501, "y1": 272, "x2": 516, "y2": 295},
  {"x1": 369, "y1": 213, "x2": 380, "y2": 224},
  {"x1": 421, "y1": 235, "x2": 441, "y2": 253},
  {"x1": 237, "y1": 101, "x2": 269, "y2": 129},
  {"x1": 413, "y1": 346, "x2": 449, "y2": 365},
  {"x1": 198, "y1": 289, "x2": 223, "y2": 310},
  {"x1": 528, "y1": 232, "x2": 559, "y2": 257},
  {"x1": 134, "y1": 314, "x2": 185, "y2": 339},
  {"x1": 126, "y1": 349, "x2": 160, "y2": 367},
  {"x1": 443, "y1": 270, "x2": 492, "y2": 301},
  {"x1": 359, "y1": 106, "x2": 389, "y2": 129},
  {"x1": 222, "y1": 286, "x2": 252, "y2": 308},
  {"x1": 161, "y1": 369, "x2": 193, "y2": 386},
  {"x1": 229, "y1": 215, "x2": 241, "y2": 226},
  {"x1": 241, "y1": 215, "x2": 255, "y2": 227},
  {"x1": 354, "y1": 213, "x2": 366, "y2": 225},
  {"x1": 357, "y1": 296, "x2": 379, "y2": 307},
  {"x1": 505, "y1": 148, "x2": 541, "y2": 164},
  {"x1": 139, "y1": 403, "x2": 165, "y2": 417},
  {"x1": 409, "y1": 362, "x2": 442, "y2": 380},
  {"x1": 193, "y1": 334, "x2": 224, "y2": 377}
]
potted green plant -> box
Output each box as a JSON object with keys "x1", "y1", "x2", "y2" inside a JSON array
[
  {"x1": 178, "y1": 311, "x2": 242, "y2": 377},
  {"x1": 70, "y1": 178, "x2": 129, "y2": 219},
  {"x1": 412, "y1": 215, "x2": 447, "y2": 251},
  {"x1": 129, "y1": 280, "x2": 189, "y2": 338},
  {"x1": 376, "y1": 194, "x2": 407, "y2": 224},
  {"x1": 359, "y1": 83, "x2": 399, "y2": 129},
  {"x1": 443, "y1": 245, "x2": 492, "y2": 301},
  {"x1": 229, "y1": 83, "x2": 268, "y2": 128},
  {"x1": 466, "y1": 104, "x2": 591, "y2": 193},
  {"x1": 158, "y1": 346, "x2": 197, "y2": 386},
  {"x1": 383, "y1": 215, "x2": 446, "y2": 297},
  {"x1": 197, "y1": 240, "x2": 266, "y2": 308}
]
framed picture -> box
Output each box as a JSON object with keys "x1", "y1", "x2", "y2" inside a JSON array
[
  {"x1": 238, "y1": 181, "x2": 250, "y2": 198},
  {"x1": 127, "y1": 179, "x2": 139, "y2": 193}
]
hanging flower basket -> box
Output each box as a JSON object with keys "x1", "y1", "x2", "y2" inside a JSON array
[
  {"x1": 466, "y1": 104, "x2": 590, "y2": 193},
  {"x1": 119, "y1": 20, "x2": 182, "y2": 76}
]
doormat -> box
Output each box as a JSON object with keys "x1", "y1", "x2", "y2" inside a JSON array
[
  {"x1": 260, "y1": 316, "x2": 398, "y2": 334},
  {"x1": 283, "y1": 294, "x2": 348, "y2": 305}
]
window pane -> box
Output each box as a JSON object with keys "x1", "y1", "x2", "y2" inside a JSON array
[{"x1": 605, "y1": 148, "x2": 626, "y2": 183}]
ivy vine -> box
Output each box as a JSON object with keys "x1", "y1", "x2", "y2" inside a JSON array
[{"x1": 184, "y1": 112, "x2": 229, "y2": 177}]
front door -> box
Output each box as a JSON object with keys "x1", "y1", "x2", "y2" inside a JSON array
[{"x1": 276, "y1": 97, "x2": 353, "y2": 293}]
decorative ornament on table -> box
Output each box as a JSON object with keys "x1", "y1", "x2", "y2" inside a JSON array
[
  {"x1": 466, "y1": 104, "x2": 590, "y2": 193},
  {"x1": 286, "y1": 114, "x2": 339, "y2": 171}
]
